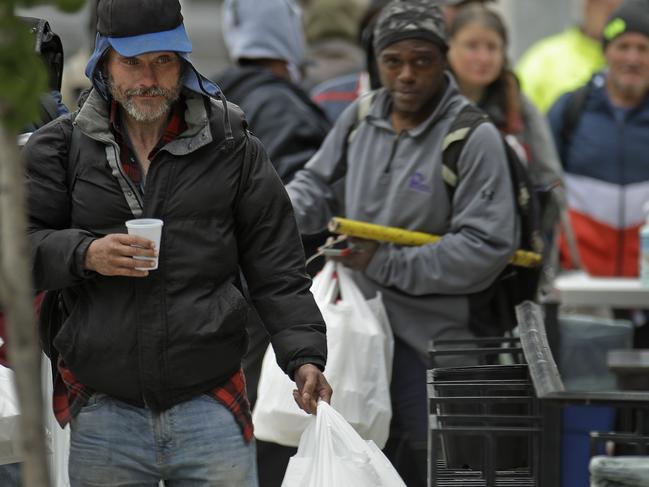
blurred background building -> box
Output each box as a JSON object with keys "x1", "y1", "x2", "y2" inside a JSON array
[
  {"x1": 17, "y1": 0, "x2": 582, "y2": 108},
  {"x1": 499, "y1": 0, "x2": 580, "y2": 60}
]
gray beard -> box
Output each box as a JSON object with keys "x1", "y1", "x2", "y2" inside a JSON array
[{"x1": 108, "y1": 76, "x2": 182, "y2": 123}]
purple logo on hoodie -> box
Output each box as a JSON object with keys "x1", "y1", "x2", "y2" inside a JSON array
[{"x1": 408, "y1": 172, "x2": 432, "y2": 193}]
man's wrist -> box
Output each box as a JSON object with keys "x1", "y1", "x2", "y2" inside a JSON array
[
  {"x1": 80, "y1": 237, "x2": 98, "y2": 273},
  {"x1": 364, "y1": 242, "x2": 388, "y2": 281},
  {"x1": 83, "y1": 241, "x2": 96, "y2": 271},
  {"x1": 287, "y1": 357, "x2": 325, "y2": 381}
]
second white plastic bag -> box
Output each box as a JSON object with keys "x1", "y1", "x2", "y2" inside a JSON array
[
  {"x1": 252, "y1": 261, "x2": 393, "y2": 447},
  {"x1": 281, "y1": 401, "x2": 406, "y2": 487}
]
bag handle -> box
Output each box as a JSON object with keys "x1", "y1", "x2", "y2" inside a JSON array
[
  {"x1": 311, "y1": 261, "x2": 338, "y2": 305},
  {"x1": 336, "y1": 265, "x2": 370, "y2": 306}
]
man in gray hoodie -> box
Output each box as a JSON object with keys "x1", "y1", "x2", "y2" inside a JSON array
[{"x1": 287, "y1": 0, "x2": 517, "y2": 484}]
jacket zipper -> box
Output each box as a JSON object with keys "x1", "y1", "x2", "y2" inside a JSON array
[
  {"x1": 78, "y1": 127, "x2": 145, "y2": 212},
  {"x1": 384, "y1": 132, "x2": 402, "y2": 174},
  {"x1": 114, "y1": 144, "x2": 145, "y2": 208}
]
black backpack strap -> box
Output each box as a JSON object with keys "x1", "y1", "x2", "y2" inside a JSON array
[
  {"x1": 38, "y1": 93, "x2": 60, "y2": 127},
  {"x1": 558, "y1": 82, "x2": 592, "y2": 163},
  {"x1": 441, "y1": 103, "x2": 489, "y2": 200},
  {"x1": 39, "y1": 111, "x2": 79, "y2": 362},
  {"x1": 441, "y1": 104, "x2": 545, "y2": 337}
]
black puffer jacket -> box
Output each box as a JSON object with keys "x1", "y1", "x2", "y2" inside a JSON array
[{"x1": 24, "y1": 88, "x2": 327, "y2": 411}]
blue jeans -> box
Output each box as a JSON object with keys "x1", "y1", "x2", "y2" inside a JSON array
[
  {"x1": 0, "y1": 463, "x2": 21, "y2": 486},
  {"x1": 69, "y1": 393, "x2": 258, "y2": 486}
]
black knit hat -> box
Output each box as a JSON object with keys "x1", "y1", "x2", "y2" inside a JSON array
[
  {"x1": 373, "y1": 0, "x2": 447, "y2": 54},
  {"x1": 602, "y1": 0, "x2": 649, "y2": 47},
  {"x1": 97, "y1": 0, "x2": 183, "y2": 38},
  {"x1": 95, "y1": 0, "x2": 191, "y2": 56}
]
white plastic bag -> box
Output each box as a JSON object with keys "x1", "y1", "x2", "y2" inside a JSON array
[
  {"x1": 253, "y1": 261, "x2": 393, "y2": 447},
  {"x1": 42, "y1": 354, "x2": 71, "y2": 486},
  {"x1": 0, "y1": 365, "x2": 22, "y2": 465},
  {"x1": 282, "y1": 401, "x2": 406, "y2": 487},
  {"x1": 0, "y1": 349, "x2": 67, "y2": 483}
]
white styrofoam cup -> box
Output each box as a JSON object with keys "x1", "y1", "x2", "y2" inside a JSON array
[{"x1": 125, "y1": 218, "x2": 163, "y2": 271}]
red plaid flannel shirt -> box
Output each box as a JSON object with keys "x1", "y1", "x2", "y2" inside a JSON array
[
  {"x1": 109, "y1": 99, "x2": 186, "y2": 185},
  {"x1": 52, "y1": 99, "x2": 253, "y2": 442}
]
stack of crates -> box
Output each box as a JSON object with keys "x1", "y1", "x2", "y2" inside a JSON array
[{"x1": 428, "y1": 337, "x2": 542, "y2": 487}]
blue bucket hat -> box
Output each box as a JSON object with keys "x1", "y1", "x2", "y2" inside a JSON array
[{"x1": 86, "y1": 0, "x2": 219, "y2": 100}]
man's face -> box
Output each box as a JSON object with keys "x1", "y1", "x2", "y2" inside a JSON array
[
  {"x1": 606, "y1": 32, "x2": 649, "y2": 103},
  {"x1": 105, "y1": 50, "x2": 183, "y2": 123},
  {"x1": 378, "y1": 39, "x2": 446, "y2": 120}
]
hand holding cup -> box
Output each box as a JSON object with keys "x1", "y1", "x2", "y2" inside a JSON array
[
  {"x1": 125, "y1": 219, "x2": 163, "y2": 270},
  {"x1": 84, "y1": 219, "x2": 163, "y2": 277}
]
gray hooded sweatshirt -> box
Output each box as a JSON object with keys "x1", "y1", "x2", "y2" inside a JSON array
[{"x1": 287, "y1": 74, "x2": 517, "y2": 362}]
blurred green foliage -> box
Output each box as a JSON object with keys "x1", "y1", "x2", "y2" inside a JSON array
[{"x1": 0, "y1": 0, "x2": 85, "y2": 132}]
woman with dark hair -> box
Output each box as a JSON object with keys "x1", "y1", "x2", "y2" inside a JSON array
[
  {"x1": 448, "y1": 4, "x2": 565, "y2": 285},
  {"x1": 448, "y1": 5, "x2": 563, "y2": 193}
]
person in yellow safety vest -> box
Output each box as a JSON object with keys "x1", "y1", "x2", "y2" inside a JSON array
[{"x1": 516, "y1": 0, "x2": 622, "y2": 113}]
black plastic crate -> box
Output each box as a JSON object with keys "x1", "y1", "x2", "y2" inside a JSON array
[{"x1": 428, "y1": 338, "x2": 541, "y2": 487}]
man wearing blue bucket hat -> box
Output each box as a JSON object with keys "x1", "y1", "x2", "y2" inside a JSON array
[{"x1": 23, "y1": 0, "x2": 331, "y2": 484}]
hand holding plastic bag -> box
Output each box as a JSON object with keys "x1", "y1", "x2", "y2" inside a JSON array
[
  {"x1": 253, "y1": 261, "x2": 393, "y2": 447},
  {"x1": 282, "y1": 401, "x2": 406, "y2": 487}
]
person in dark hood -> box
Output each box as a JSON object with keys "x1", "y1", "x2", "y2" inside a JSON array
[
  {"x1": 216, "y1": 0, "x2": 331, "y2": 185},
  {"x1": 22, "y1": 0, "x2": 331, "y2": 485}
]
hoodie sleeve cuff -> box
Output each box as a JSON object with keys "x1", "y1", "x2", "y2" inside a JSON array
[{"x1": 364, "y1": 243, "x2": 391, "y2": 286}]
